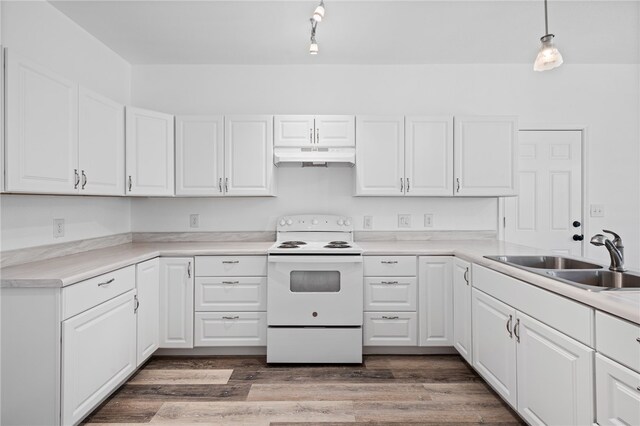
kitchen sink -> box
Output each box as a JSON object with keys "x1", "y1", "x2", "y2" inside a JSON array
[
  {"x1": 546, "y1": 270, "x2": 640, "y2": 290},
  {"x1": 487, "y1": 255, "x2": 603, "y2": 270}
]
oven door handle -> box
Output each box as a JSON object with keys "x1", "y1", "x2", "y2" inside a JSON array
[{"x1": 268, "y1": 256, "x2": 363, "y2": 263}]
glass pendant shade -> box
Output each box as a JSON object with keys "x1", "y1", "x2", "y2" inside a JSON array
[
  {"x1": 534, "y1": 34, "x2": 563, "y2": 71},
  {"x1": 313, "y1": 4, "x2": 325, "y2": 22},
  {"x1": 309, "y1": 41, "x2": 319, "y2": 55}
]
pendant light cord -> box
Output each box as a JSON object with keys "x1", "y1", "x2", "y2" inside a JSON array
[{"x1": 544, "y1": 0, "x2": 549, "y2": 35}]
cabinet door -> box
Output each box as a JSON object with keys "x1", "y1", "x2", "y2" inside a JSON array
[
  {"x1": 472, "y1": 288, "x2": 517, "y2": 407},
  {"x1": 136, "y1": 258, "x2": 160, "y2": 366},
  {"x1": 596, "y1": 354, "x2": 640, "y2": 426},
  {"x1": 274, "y1": 115, "x2": 315, "y2": 147},
  {"x1": 452, "y1": 258, "x2": 472, "y2": 363},
  {"x1": 126, "y1": 106, "x2": 174, "y2": 196},
  {"x1": 78, "y1": 87, "x2": 124, "y2": 196},
  {"x1": 159, "y1": 258, "x2": 194, "y2": 348},
  {"x1": 516, "y1": 312, "x2": 594, "y2": 425},
  {"x1": 5, "y1": 50, "x2": 79, "y2": 194},
  {"x1": 454, "y1": 116, "x2": 518, "y2": 196},
  {"x1": 175, "y1": 116, "x2": 224, "y2": 196},
  {"x1": 405, "y1": 116, "x2": 453, "y2": 196},
  {"x1": 315, "y1": 115, "x2": 355, "y2": 147},
  {"x1": 224, "y1": 115, "x2": 274, "y2": 196},
  {"x1": 355, "y1": 116, "x2": 405, "y2": 196},
  {"x1": 62, "y1": 291, "x2": 136, "y2": 426},
  {"x1": 418, "y1": 257, "x2": 453, "y2": 346}
]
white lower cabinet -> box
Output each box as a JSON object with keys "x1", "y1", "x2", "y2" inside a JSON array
[
  {"x1": 452, "y1": 258, "x2": 472, "y2": 363},
  {"x1": 159, "y1": 258, "x2": 194, "y2": 348},
  {"x1": 363, "y1": 312, "x2": 418, "y2": 346},
  {"x1": 418, "y1": 256, "x2": 453, "y2": 346},
  {"x1": 195, "y1": 312, "x2": 267, "y2": 346},
  {"x1": 516, "y1": 312, "x2": 594, "y2": 426},
  {"x1": 61, "y1": 291, "x2": 136, "y2": 426},
  {"x1": 472, "y1": 288, "x2": 518, "y2": 407},
  {"x1": 136, "y1": 258, "x2": 160, "y2": 366},
  {"x1": 596, "y1": 353, "x2": 640, "y2": 426}
]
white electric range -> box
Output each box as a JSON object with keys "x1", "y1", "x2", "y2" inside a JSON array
[{"x1": 266, "y1": 214, "x2": 364, "y2": 364}]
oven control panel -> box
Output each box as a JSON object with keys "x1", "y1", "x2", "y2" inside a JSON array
[{"x1": 277, "y1": 214, "x2": 353, "y2": 232}]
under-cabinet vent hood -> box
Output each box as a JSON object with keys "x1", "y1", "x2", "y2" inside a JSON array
[{"x1": 274, "y1": 147, "x2": 355, "y2": 167}]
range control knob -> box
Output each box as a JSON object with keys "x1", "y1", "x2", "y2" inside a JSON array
[
  {"x1": 279, "y1": 219, "x2": 286, "y2": 226},
  {"x1": 312, "y1": 219, "x2": 319, "y2": 225},
  {"x1": 344, "y1": 219, "x2": 352, "y2": 226},
  {"x1": 337, "y1": 219, "x2": 344, "y2": 226},
  {"x1": 286, "y1": 219, "x2": 293, "y2": 226}
]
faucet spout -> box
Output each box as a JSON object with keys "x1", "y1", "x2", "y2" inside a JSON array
[{"x1": 590, "y1": 232, "x2": 626, "y2": 272}]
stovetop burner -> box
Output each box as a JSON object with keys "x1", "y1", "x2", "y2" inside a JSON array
[
  {"x1": 324, "y1": 244, "x2": 352, "y2": 249},
  {"x1": 278, "y1": 244, "x2": 301, "y2": 249},
  {"x1": 329, "y1": 241, "x2": 348, "y2": 245},
  {"x1": 282, "y1": 241, "x2": 307, "y2": 245}
]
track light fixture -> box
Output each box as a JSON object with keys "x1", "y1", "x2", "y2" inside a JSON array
[
  {"x1": 312, "y1": 0, "x2": 325, "y2": 22},
  {"x1": 308, "y1": 1, "x2": 325, "y2": 55},
  {"x1": 534, "y1": 0, "x2": 563, "y2": 71}
]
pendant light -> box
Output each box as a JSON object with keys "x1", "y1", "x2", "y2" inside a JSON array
[
  {"x1": 534, "y1": 0, "x2": 563, "y2": 71},
  {"x1": 309, "y1": 19, "x2": 319, "y2": 55},
  {"x1": 312, "y1": 0, "x2": 325, "y2": 22}
]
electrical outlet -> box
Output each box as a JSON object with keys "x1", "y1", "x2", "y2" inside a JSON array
[
  {"x1": 398, "y1": 214, "x2": 411, "y2": 228},
  {"x1": 424, "y1": 213, "x2": 434, "y2": 227},
  {"x1": 590, "y1": 204, "x2": 605, "y2": 217},
  {"x1": 189, "y1": 214, "x2": 200, "y2": 228},
  {"x1": 53, "y1": 218, "x2": 65, "y2": 238},
  {"x1": 363, "y1": 216, "x2": 373, "y2": 230}
]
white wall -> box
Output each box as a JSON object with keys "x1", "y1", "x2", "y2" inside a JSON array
[
  {"x1": 131, "y1": 64, "x2": 640, "y2": 267},
  {"x1": 0, "y1": 0, "x2": 132, "y2": 251}
]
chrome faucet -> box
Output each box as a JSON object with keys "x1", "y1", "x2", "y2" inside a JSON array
[{"x1": 590, "y1": 230, "x2": 626, "y2": 272}]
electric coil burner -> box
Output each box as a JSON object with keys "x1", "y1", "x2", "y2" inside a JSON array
[{"x1": 267, "y1": 215, "x2": 363, "y2": 364}]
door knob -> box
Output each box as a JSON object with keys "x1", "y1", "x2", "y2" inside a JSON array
[
  {"x1": 573, "y1": 221, "x2": 581, "y2": 228},
  {"x1": 573, "y1": 234, "x2": 584, "y2": 241}
]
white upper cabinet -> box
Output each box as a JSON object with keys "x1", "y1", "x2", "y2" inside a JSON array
[
  {"x1": 274, "y1": 115, "x2": 354, "y2": 147},
  {"x1": 405, "y1": 116, "x2": 454, "y2": 196},
  {"x1": 78, "y1": 87, "x2": 125, "y2": 196},
  {"x1": 224, "y1": 115, "x2": 275, "y2": 196},
  {"x1": 175, "y1": 116, "x2": 224, "y2": 196},
  {"x1": 5, "y1": 50, "x2": 79, "y2": 194},
  {"x1": 126, "y1": 106, "x2": 174, "y2": 196},
  {"x1": 355, "y1": 116, "x2": 405, "y2": 196},
  {"x1": 454, "y1": 116, "x2": 518, "y2": 196}
]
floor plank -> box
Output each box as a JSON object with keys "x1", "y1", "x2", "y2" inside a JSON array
[
  {"x1": 229, "y1": 367, "x2": 395, "y2": 384},
  {"x1": 128, "y1": 369, "x2": 233, "y2": 385},
  {"x1": 82, "y1": 399, "x2": 163, "y2": 424},
  {"x1": 247, "y1": 383, "x2": 432, "y2": 401},
  {"x1": 145, "y1": 356, "x2": 267, "y2": 370},
  {"x1": 113, "y1": 383, "x2": 251, "y2": 401},
  {"x1": 353, "y1": 401, "x2": 522, "y2": 423}
]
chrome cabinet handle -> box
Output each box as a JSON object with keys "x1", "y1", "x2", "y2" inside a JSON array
[
  {"x1": 218, "y1": 177, "x2": 223, "y2": 193},
  {"x1": 463, "y1": 267, "x2": 469, "y2": 285},
  {"x1": 98, "y1": 278, "x2": 115, "y2": 287},
  {"x1": 310, "y1": 128, "x2": 313, "y2": 144},
  {"x1": 134, "y1": 295, "x2": 140, "y2": 313},
  {"x1": 381, "y1": 260, "x2": 398, "y2": 264},
  {"x1": 222, "y1": 315, "x2": 240, "y2": 320},
  {"x1": 514, "y1": 318, "x2": 521, "y2": 342},
  {"x1": 225, "y1": 177, "x2": 229, "y2": 193},
  {"x1": 456, "y1": 177, "x2": 461, "y2": 193},
  {"x1": 382, "y1": 316, "x2": 399, "y2": 320},
  {"x1": 316, "y1": 128, "x2": 319, "y2": 143},
  {"x1": 406, "y1": 178, "x2": 410, "y2": 193},
  {"x1": 222, "y1": 280, "x2": 240, "y2": 284},
  {"x1": 74, "y1": 169, "x2": 80, "y2": 189},
  {"x1": 506, "y1": 315, "x2": 513, "y2": 338},
  {"x1": 128, "y1": 176, "x2": 132, "y2": 192},
  {"x1": 400, "y1": 178, "x2": 404, "y2": 193},
  {"x1": 81, "y1": 170, "x2": 87, "y2": 189},
  {"x1": 187, "y1": 261, "x2": 192, "y2": 278},
  {"x1": 222, "y1": 260, "x2": 240, "y2": 264},
  {"x1": 381, "y1": 281, "x2": 399, "y2": 285}
]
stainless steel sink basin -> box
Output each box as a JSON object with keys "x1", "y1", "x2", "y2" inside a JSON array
[
  {"x1": 488, "y1": 255, "x2": 603, "y2": 270},
  {"x1": 546, "y1": 270, "x2": 640, "y2": 290}
]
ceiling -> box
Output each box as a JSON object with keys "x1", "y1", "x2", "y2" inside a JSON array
[{"x1": 48, "y1": 0, "x2": 640, "y2": 65}]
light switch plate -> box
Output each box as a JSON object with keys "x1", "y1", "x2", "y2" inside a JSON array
[
  {"x1": 363, "y1": 216, "x2": 373, "y2": 230},
  {"x1": 424, "y1": 214, "x2": 434, "y2": 227},
  {"x1": 190, "y1": 214, "x2": 200, "y2": 228},
  {"x1": 53, "y1": 218, "x2": 65, "y2": 238},
  {"x1": 590, "y1": 204, "x2": 605, "y2": 217},
  {"x1": 398, "y1": 214, "x2": 411, "y2": 228}
]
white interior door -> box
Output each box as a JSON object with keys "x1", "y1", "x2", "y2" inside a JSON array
[{"x1": 505, "y1": 130, "x2": 583, "y2": 255}]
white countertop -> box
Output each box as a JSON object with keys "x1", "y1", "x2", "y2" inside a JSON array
[{"x1": 2, "y1": 239, "x2": 639, "y2": 324}]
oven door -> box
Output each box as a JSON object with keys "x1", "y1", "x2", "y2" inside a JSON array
[{"x1": 267, "y1": 255, "x2": 363, "y2": 326}]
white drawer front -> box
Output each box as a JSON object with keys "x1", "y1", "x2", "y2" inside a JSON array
[
  {"x1": 596, "y1": 311, "x2": 640, "y2": 373},
  {"x1": 62, "y1": 266, "x2": 135, "y2": 319},
  {"x1": 195, "y1": 256, "x2": 267, "y2": 277},
  {"x1": 195, "y1": 277, "x2": 266, "y2": 312},
  {"x1": 364, "y1": 256, "x2": 416, "y2": 276},
  {"x1": 267, "y1": 327, "x2": 362, "y2": 363},
  {"x1": 364, "y1": 277, "x2": 417, "y2": 311},
  {"x1": 363, "y1": 312, "x2": 418, "y2": 346},
  {"x1": 194, "y1": 312, "x2": 267, "y2": 346}
]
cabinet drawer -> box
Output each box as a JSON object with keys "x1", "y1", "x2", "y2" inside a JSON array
[
  {"x1": 596, "y1": 311, "x2": 640, "y2": 373},
  {"x1": 363, "y1": 312, "x2": 418, "y2": 346},
  {"x1": 195, "y1": 256, "x2": 267, "y2": 277},
  {"x1": 62, "y1": 266, "x2": 135, "y2": 319},
  {"x1": 364, "y1": 256, "x2": 416, "y2": 276},
  {"x1": 364, "y1": 277, "x2": 417, "y2": 311},
  {"x1": 596, "y1": 353, "x2": 640, "y2": 426},
  {"x1": 195, "y1": 277, "x2": 266, "y2": 311},
  {"x1": 194, "y1": 312, "x2": 266, "y2": 346}
]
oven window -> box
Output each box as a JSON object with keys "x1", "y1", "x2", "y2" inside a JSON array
[{"x1": 290, "y1": 271, "x2": 341, "y2": 293}]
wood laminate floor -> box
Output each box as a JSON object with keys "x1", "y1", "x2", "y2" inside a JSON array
[{"x1": 83, "y1": 355, "x2": 524, "y2": 425}]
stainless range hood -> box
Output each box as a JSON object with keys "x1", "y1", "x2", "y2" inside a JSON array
[{"x1": 274, "y1": 147, "x2": 355, "y2": 167}]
